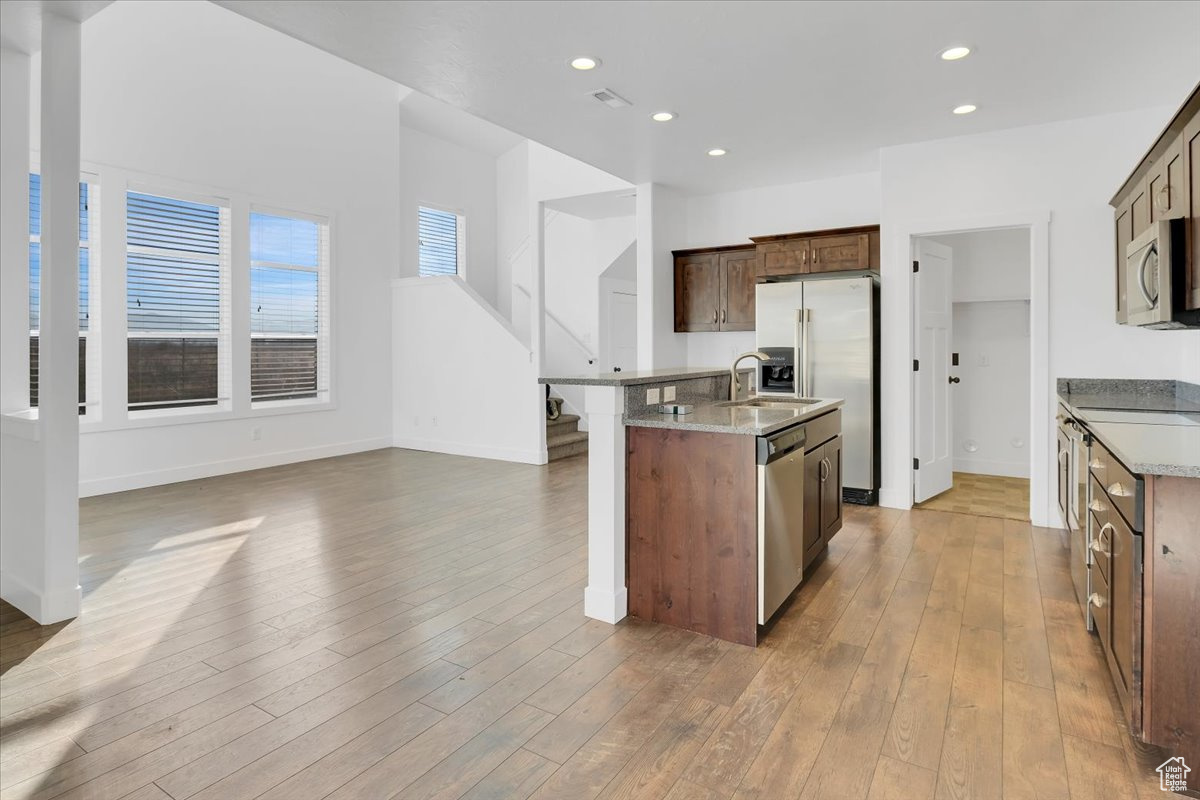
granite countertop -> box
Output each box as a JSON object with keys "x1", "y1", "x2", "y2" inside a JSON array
[
  {"x1": 624, "y1": 397, "x2": 843, "y2": 436},
  {"x1": 539, "y1": 367, "x2": 739, "y2": 387},
  {"x1": 1057, "y1": 379, "x2": 1200, "y2": 478}
]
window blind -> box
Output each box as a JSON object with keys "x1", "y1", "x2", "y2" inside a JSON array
[
  {"x1": 127, "y1": 191, "x2": 226, "y2": 410},
  {"x1": 418, "y1": 206, "x2": 461, "y2": 277},
  {"x1": 250, "y1": 212, "x2": 327, "y2": 403},
  {"x1": 28, "y1": 173, "x2": 90, "y2": 410}
]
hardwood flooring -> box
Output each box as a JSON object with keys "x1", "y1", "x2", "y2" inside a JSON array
[
  {"x1": 0, "y1": 448, "x2": 1179, "y2": 799},
  {"x1": 915, "y1": 472, "x2": 1030, "y2": 521}
]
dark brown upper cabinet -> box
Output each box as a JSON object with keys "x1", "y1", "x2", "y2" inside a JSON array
[
  {"x1": 672, "y1": 245, "x2": 756, "y2": 332},
  {"x1": 1111, "y1": 83, "x2": 1199, "y2": 314},
  {"x1": 750, "y1": 225, "x2": 880, "y2": 282}
]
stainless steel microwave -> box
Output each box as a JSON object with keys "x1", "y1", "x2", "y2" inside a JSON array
[{"x1": 1125, "y1": 218, "x2": 1199, "y2": 329}]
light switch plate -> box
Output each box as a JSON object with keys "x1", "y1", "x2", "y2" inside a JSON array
[
  {"x1": 663, "y1": 386, "x2": 676, "y2": 401},
  {"x1": 646, "y1": 387, "x2": 660, "y2": 404}
]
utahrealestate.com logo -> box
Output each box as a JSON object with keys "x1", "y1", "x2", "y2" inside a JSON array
[{"x1": 1158, "y1": 756, "x2": 1191, "y2": 792}]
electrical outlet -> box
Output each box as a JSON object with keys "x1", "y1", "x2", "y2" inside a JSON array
[
  {"x1": 251, "y1": 426, "x2": 261, "y2": 441},
  {"x1": 663, "y1": 386, "x2": 676, "y2": 402},
  {"x1": 646, "y1": 387, "x2": 660, "y2": 405}
]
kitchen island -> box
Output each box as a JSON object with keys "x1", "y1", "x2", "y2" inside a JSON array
[{"x1": 625, "y1": 399, "x2": 843, "y2": 645}]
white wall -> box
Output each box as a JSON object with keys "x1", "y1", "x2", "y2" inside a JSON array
[
  {"x1": 636, "y1": 183, "x2": 689, "y2": 370},
  {"x1": 879, "y1": 107, "x2": 1200, "y2": 520},
  {"x1": 952, "y1": 300, "x2": 1032, "y2": 478},
  {"x1": 399, "y1": 125, "x2": 498, "y2": 306},
  {"x1": 933, "y1": 228, "x2": 1032, "y2": 302},
  {"x1": 495, "y1": 142, "x2": 530, "y2": 321},
  {"x1": 679, "y1": 172, "x2": 882, "y2": 367},
  {"x1": 392, "y1": 277, "x2": 542, "y2": 463},
  {"x1": 25, "y1": 0, "x2": 501, "y2": 494}
]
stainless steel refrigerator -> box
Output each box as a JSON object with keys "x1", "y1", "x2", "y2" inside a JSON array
[{"x1": 755, "y1": 275, "x2": 880, "y2": 504}]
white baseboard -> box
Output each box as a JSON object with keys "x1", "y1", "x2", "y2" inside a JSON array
[
  {"x1": 878, "y1": 486, "x2": 912, "y2": 510},
  {"x1": 584, "y1": 585, "x2": 628, "y2": 624},
  {"x1": 393, "y1": 436, "x2": 548, "y2": 466},
  {"x1": 79, "y1": 436, "x2": 393, "y2": 497},
  {"x1": 953, "y1": 458, "x2": 1030, "y2": 479},
  {"x1": 0, "y1": 570, "x2": 80, "y2": 624}
]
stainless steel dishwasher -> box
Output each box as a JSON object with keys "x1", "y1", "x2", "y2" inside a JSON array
[{"x1": 756, "y1": 424, "x2": 807, "y2": 624}]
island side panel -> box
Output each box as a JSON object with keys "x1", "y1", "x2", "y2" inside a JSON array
[
  {"x1": 626, "y1": 426, "x2": 758, "y2": 646},
  {"x1": 1145, "y1": 475, "x2": 1200, "y2": 769}
]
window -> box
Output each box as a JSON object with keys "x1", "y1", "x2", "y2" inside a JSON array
[
  {"x1": 28, "y1": 173, "x2": 90, "y2": 412},
  {"x1": 417, "y1": 206, "x2": 463, "y2": 277},
  {"x1": 126, "y1": 190, "x2": 228, "y2": 411},
  {"x1": 250, "y1": 211, "x2": 328, "y2": 403}
]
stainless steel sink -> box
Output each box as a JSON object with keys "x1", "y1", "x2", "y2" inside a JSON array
[{"x1": 715, "y1": 397, "x2": 822, "y2": 409}]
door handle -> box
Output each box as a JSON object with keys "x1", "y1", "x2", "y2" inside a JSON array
[
  {"x1": 712, "y1": 310, "x2": 718, "y2": 324},
  {"x1": 1137, "y1": 243, "x2": 1158, "y2": 309},
  {"x1": 721, "y1": 309, "x2": 726, "y2": 324},
  {"x1": 948, "y1": 376, "x2": 961, "y2": 384},
  {"x1": 819, "y1": 457, "x2": 830, "y2": 481}
]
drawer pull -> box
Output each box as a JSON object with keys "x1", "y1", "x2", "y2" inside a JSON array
[
  {"x1": 1087, "y1": 499, "x2": 1106, "y2": 512},
  {"x1": 1088, "y1": 592, "x2": 1106, "y2": 608},
  {"x1": 1090, "y1": 539, "x2": 1110, "y2": 557},
  {"x1": 1089, "y1": 458, "x2": 1105, "y2": 471},
  {"x1": 1107, "y1": 481, "x2": 1133, "y2": 498}
]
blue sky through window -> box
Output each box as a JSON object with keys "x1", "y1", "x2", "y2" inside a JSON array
[{"x1": 250, "y1": 212, "x2": 319, "y2": 336}]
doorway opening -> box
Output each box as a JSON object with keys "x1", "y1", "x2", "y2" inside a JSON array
[{"x1": 912, "y1": 228, "x2": 1033, "y2": 521}]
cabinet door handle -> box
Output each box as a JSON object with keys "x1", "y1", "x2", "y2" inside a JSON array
[
  {"x1": 721, "y1": 309, "x2": 726, "y2": 324},
  {"x1": 1107, "y1": 481, "x2": 1133, "y2": 498},
  {"x1": 1090, "y1": 538, "x2": 1111, "y2": 557},
  {"x1": 1058, "y1": 450, "x2": 1068, "y2": 463},
  {"x1": 1088, "y1": 592, "x2": 1106, "y2": 609},
  {"x1": 820, "y1": 457, "x2": 831, "y2": 481},
  {"x1": 712, "y1": 310, "x2": 718, "y2": 324},
  {"x1": 1087, "y1": 499, "x2": 1106, "y2": 512},
  {"x1": 813, "y1": 249, "x2": 819, "y2": 265},
  {"x1": 1155, "y1": 184, "x2": 1171, "y2": 214},
  {"x1": 802, "y1": 249, "x2": 808, "y2": 265}
]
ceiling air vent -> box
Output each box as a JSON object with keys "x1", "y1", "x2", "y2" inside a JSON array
[{"x1": 589, "y1": 88, "x2": 632, "y2": 109}]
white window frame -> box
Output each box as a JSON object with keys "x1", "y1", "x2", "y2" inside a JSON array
[
  {"x1": 26, "y1": 162, "x2": 99, "y2": 418},
  {"x1": 248, "y1": 204, "x2": 332, "y2": 410},
  {"x1": 417, "y1": 202, "x2": 466, "y2": 279},
  {"x1": 124, "y1": 181, "x2": 232, "y2": 420}
]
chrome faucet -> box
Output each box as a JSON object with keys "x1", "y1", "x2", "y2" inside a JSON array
[{"x1": 729, "y1": 351, "x2": 770, "y2": 401}]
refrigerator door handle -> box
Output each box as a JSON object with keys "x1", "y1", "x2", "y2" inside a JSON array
[{"x1": 798, "y1": 308, "x2": 811, "y2": 397}]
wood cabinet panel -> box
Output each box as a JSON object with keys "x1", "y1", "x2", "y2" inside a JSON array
[
  {"x1": 1105, "y1": 507, "x2": 1139, "y2": 726},
  {"x1": 820, "y1": 434, "x2": 844, "y2": 541},
  {"x1": 809, "y1": 233, "x2": 870, "y2": 274},
  {"x1": 757, "y1": 238, "x2": 808, "y2": 279},
  {"x1": 626, "y1": 426, "x2": 758, "y2": 646},
  {"x1": 1185, "y1": 112, "x2": 1200, "y2": 309},
  {"x1": 1130, "y1": 176, "x2": 1151, "y2": 238},
  {"x1": 719, "y1": 249, "x2": 756, "y2": 331},
  {"x1": 1144, "y1": 476, "x2": 1200, "y2": 768},
  {"x1": 803, "y1": 446, "x2": 824, "y2": 567},
  {"x1": 1113, "y1": 198, "x2": 1133, "y2": 323},
  {"x1": 674, "y1": 253, "x2": 720, "y2": 332}
]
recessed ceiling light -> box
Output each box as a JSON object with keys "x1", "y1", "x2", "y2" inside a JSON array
[
  {"x1": 651, "y1": 111, "x2": 675, "y2": 122},
  {"x1": 569, "y1": 56, "x2": 600, "y2": 70},
  {"x1": 707, "y1": 148, "x2": 727, "y2": 157},
  {"x1": 940, "y1": 46, "x2": 971, "y2": 61},
  {"x1": 952, "y1": 104, "x2": 977, "y2": 115}
]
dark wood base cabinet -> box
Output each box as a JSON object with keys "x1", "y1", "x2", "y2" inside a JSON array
[{"x1": 626, "y1": 426, "x2": 759, "y2": 646}]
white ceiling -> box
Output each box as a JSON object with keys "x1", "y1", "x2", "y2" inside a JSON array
[{"x1": 195, "y1": 2, "x2": 1200, "y2": 193}]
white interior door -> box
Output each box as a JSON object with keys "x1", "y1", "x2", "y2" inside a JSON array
[
  {"x1": 607, "y1": 291, "x2": 638, "y2": 371},
  {"x1": 914, "y1": 238, "x2": 954, "y2": 502}
]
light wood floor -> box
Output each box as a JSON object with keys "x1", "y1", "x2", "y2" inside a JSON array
[
  {"x1": 915, "y1": 472, "x2": 1031, "y2": 521},
  {"x1": 0, "y1": 449, "x2": 1177, "y2": 800}
]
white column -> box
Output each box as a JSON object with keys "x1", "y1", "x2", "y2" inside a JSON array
[
  {"x1": 0, "y1": 48, "x2": 31, "y2": 413},
  {"x1": 530, "y1": 201, "x2": 547, "y2": 457},
  {"x1": 36, "y1": 12, "x2": 83, "y2": 623},
  {"x1": 582, "y1": 383, "x2": 628, "y2": 623}
]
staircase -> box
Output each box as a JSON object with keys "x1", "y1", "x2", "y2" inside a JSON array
[{"x1": 546, "y1": 395, "x2": 588, "y2": 461}]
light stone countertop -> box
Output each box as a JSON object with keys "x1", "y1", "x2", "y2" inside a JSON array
[
  {"x1": 623, "y1": 397, "x2": 843, "y2": 436},
  {"x1": 1058, "y1": 386, "x2": 1200, "y2": 478},
  {"x1": 539, "y1": 367, "x2": 737, "y2": 387}
]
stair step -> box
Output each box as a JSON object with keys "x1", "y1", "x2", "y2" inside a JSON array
[
  {"x1": 547, "y1": 430, "x2": 588, "y2": 449},
  {"x1": 547, "y1": 414, "x2": 581, "y2": 435},
  {"x1": 548, "y1": 434, "x2": 588, "y2": 462}
]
